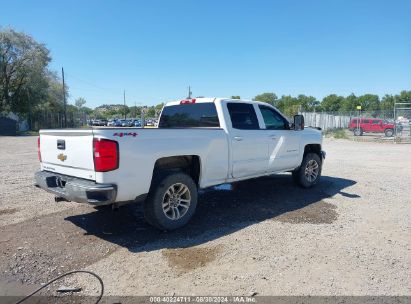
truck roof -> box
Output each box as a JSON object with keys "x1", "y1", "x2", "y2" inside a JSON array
[{"x1": 165, "y1": 97, "x2": 265, "y2": 107}]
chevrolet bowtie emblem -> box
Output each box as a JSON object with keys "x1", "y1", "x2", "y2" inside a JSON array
[{"x1": 57, "y1": 153, "x2": 67, "y2": 162}]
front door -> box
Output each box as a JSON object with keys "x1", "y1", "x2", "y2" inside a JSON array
[{"x1": 258, "y1": 105, "x2": 301, "y2": 172}]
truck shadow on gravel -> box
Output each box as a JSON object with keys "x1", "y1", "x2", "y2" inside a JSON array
[{"x1": 66, "y1": 174, "x2": 358, "y2": 253}]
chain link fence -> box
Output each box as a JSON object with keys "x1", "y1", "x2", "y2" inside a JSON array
[
  {"x1": 301, "y1": 110, "x2": 411, "y2": 143},
  {"x1": 1, "y1": 110, "x2": 90, "y2": 133},
  {"x1": 27, "y1": 110, "x2": 89, "y2": 130}
]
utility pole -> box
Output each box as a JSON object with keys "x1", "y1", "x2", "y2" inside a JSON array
[
  {"x1": 62, "y1": 67, "x2": 67, "y2": 128},
  {"x1": 141, "y1": 106, "x2": 147, "y2": 128},
  {"x1": 187, "y1": 86, "x2": 192, "y2": 99},
  {"x1": 123, "y1": 90, "x2": 126, "y2": 119}
]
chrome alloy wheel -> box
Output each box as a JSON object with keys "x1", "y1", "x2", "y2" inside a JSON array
[
  {"x1": 162, "y1": 183, "x2": 191, "y2": 220},
  {"x1": 304, "y1": 159, "x2": 319, "y2": 182}
]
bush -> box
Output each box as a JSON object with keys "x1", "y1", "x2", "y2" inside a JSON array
[{"x1": 324, "y1": 128, "x2": 348, "y2": 139}]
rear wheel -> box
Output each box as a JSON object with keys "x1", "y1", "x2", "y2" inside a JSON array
[
  {"x1": 353, "y1": 128, "x2": 363, "y2": 136},
  {"x1": 384, "y1": 128, "x2": 394, "y2": 137},
  {"x1": 144, "y1": 172, "x2": 198, "y2": 231},
  {"x1": 292, "y1": 153, "x2": 322, "y2": 188}
]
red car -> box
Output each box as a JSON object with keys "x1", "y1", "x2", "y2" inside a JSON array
[{"x1": 348, "y1": 118, "x2": 395, "y2": 137}]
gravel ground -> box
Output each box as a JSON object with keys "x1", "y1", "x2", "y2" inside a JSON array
[{"x1": 0, "y1": 135, "x2": 410, "y2": 297}]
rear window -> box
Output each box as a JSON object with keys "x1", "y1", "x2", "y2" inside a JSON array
[
  {"x1": 227, "y1": 103, "x2": 259, "y2": 130},
  {"x1": 158, "y1": 103, "x2": 220, "y2": 128}
]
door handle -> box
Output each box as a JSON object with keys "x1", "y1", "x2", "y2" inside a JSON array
[{"x1": 234, "y1": 136, "x2": 243, "y2": 141}]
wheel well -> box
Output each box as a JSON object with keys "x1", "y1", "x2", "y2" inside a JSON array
[
  {"x1": 153, "y1": 155, "x2": 201, "y2": 185},
  {"x1": 304, "y1": 144, "x2": 321, "y2": 159}
]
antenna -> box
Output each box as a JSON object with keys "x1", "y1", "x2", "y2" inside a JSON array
[{"x1": 187, "y1": 86, "x2": 192, "y2": 99}]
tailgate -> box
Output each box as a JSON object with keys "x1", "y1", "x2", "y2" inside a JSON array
[{"x1": 39, "y1": 129, "x2": 96, "y2": 180}]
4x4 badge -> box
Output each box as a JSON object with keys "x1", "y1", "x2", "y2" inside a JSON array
[{"x1": 57, "y1": 153, "x2": 67, "y2": 162}]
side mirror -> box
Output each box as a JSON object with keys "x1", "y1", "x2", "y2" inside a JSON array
[{"x1": 294, "y1": 115, "x2": 304, "y2": 131}]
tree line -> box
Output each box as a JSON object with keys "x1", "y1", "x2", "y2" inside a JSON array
[{"x1": 247, "y1": 91, "x2": 411, "y2": 117}]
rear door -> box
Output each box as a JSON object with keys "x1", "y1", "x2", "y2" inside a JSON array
[
  {"x1": 39, "y1": 129, "x2": 96, "y2": 180},
  {"x1": 370, "y1": 119, "x2": 383, "y2": 132},
  {"x1": 225, "y1": 102, "x2": 268, "y2": 178},
  {"x1": 361, "y1": 119, "x2": 371, "y2": 131}
]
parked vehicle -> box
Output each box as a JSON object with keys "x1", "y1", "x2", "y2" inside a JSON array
[
  {"x1": 133, "y1": 119, "x2": 142, "y2": 127},
  {"x1": 35, "y1": 98, "x2": 325, "y2": 230},
  {"x1": 107, "y1": 120, "x2": 117, "y2": 127},
  {"x1": 118, "y1": 119, "x2": 133, "y2": 127},
  {"x1": 90, "y1": 119, "x2": 107, "y2": 126},
  {"x1": 348, "y1": 118, "x2": 398, "y2": 137}
]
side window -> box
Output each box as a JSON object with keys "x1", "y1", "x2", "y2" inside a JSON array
[
  {"x1": 351, "y1": 119, "x2": 357, "y2": 124},
  {"x1": 372, "y1": 120, "x2": 380, "y2": 125},
  {"x1": 227, "y1": 103, "x2": 259, "y2": 130},
  {"x1": 363, "y1": 119, "x2": 370, "y2": 124},
  {"x1": 258, "y1": 105, "x2": 289, "y2": 130}
]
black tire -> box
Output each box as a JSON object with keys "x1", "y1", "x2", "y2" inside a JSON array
[
  {"x1": 144, "y1": 172, "x2": 198, "y2": 231},
  {"x1": 384, "y1": 128, "x2": 394, "y2": 137},
  {"x1": 292, "y1": 153, "x2": 322, "y2": 188},
  {"x1": 353, "y1": 128, "x2": 363, "y2": 136}
]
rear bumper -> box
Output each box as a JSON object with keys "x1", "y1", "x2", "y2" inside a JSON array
[{"x1": 34, "y1": 171, "x2": 116, "y2": 205}]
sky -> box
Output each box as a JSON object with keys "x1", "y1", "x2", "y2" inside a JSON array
[{"x1": 1, "y1": 0, "x2": 410, "y2": 108}]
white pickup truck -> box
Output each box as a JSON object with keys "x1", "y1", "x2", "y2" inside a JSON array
[{"x1": 35, "y1": 98, "x2": 325, "y2": 230}]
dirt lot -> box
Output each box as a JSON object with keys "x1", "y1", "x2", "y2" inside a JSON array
[{"x1": 0, "y1": 136, "x2": 410, "y2": 297}]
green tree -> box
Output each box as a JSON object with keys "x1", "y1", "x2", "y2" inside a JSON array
[
  {"x1": 394, "y1": 91, "x2": 411, "y2": 117},
  {"x1": 30, "y1": 71, "x2": 68, "y2": 114},
  {"x1": 82, "y1": 106, "x2": 93, "y2": 115},
  {"x1": 231, "y1": 95, "x2": 241, "y2": 99},
  {"x1": 147, "y1": 106, "x2": 156, "y2": 117},
  {"x1": 341, "y1": 93, "x2": 358, "y2": 112},
  {"x1": 357, "y1": 94, "x2": 380, "y2": 112},
  {"x1": 320, "y1": 94, "x2": 345, "y2": 112},
  {"x1": 154, "y1": 103, "x2": 164, "y2": 117},
  {"x1": 396, "y1": 90, "x2": 411, "y2": 103},
  {"x1": 129, "y1": 106, "x2": 141, "y2": 118},
  {"x1": 276, "y1": 95, "x2": 299, "y2": 116},
  {"x1": 0, "y1": 28, "x2": 51, "y2": 113},
  {"x1": 380, "y1": 94, "x2": 395, "y2": 111},
  {"x1": 253, "y1": 92, "x2": 278, "y2": 106},
  {"x1": 296, "y1": 94, "x2": 319, "y2": 112},
  {"x1": 75, "y1": 97, "x2": 86, "y2": 109}
]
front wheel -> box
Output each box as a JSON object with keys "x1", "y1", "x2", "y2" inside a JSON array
[
  {"x1": 384, "y1": 128, "x2": 394, "y2": 137},
  {"x1": 144, "y1": 172, "x2": 198, "y2": 231},
  {"x1": 292, "y1": 153, "x2": 322, "y2": 188}
]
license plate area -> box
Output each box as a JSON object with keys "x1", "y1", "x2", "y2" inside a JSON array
[{"x1": 46, "y1": 176, "x2": 67, "y2": 188}]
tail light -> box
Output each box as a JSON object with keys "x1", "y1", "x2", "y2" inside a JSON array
[
  {"x1": 93, "y1": 138, "x2": 119, "y2": 172},
  {"x1": 180, "y1": 98, "x2": 196, "y2": 104},
  {"x1": 37, "y1": 137, "x2": 42, "y2": 162}
]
